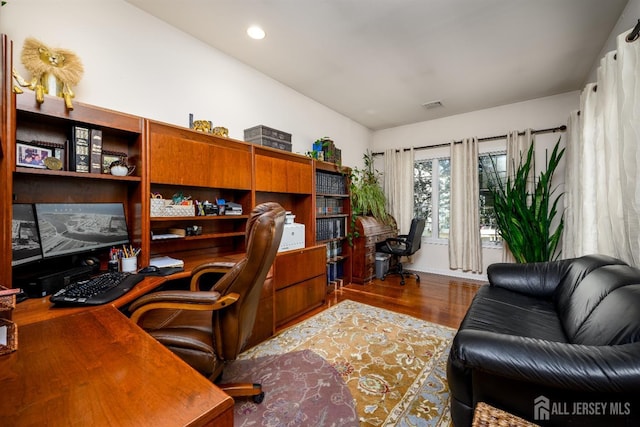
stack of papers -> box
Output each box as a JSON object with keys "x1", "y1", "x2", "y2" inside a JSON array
[
  {"x1": 151, "y1": 233, "x2": 182, "y2": 240},
  {"x1": 149, "y1": 256, "x2": 184, "y2": 268}
]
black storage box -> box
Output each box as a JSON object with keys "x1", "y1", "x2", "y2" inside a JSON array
[
  {"x1": 248, "y1": 136, "x2": 292, "y2": 152},
  {"x1": 244, "y1": 125, "x2": 292, "y2": 142}
]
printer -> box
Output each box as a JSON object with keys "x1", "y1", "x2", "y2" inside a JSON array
[{"x1": 278, "y1": 212, "x2": 305, "y2": 252}]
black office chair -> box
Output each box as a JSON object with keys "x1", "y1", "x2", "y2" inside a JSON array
[{"x1": 376, "y1": 218, "x2": 425, "y2": 285}]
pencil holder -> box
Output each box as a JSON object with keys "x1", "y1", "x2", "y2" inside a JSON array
[{"x1": 120, "y1": 256, "x2": 138, "y2": 273}]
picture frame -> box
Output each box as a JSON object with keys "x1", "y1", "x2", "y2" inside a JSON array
[
  {"x1": 16, "y1": 142, "x2": 52, "y2": 169},
  {"x1": 102, "y1": 151, "x2": 126, "y2": 174}
]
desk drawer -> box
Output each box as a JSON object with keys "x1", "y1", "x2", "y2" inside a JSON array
[
  {"x1": 275, "y1": 246, "x2": 325, "y2": 290},
  {"x1": 275, "y1": 275, "x2": 325, "y2": 326}
]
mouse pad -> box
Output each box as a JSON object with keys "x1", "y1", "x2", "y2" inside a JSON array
[{"x1": 139, "y1": 266, "x2": 184, "y2": 276}]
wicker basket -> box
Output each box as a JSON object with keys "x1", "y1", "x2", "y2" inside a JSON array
[
  {"x1": 472, "y1": 402, "x2": 540, "y2": 427},
  {"x1": 150, "y1": 198, "x2": 195, "y2": 217},
  {"x1": 0, "y1": 318, "x2": 17, "y2": 355},
  {"x1": 0, "y1": 286, "x2": 16, "y2": 311}
]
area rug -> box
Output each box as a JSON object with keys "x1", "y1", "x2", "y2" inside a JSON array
[
  {"x1": 222, "y1": 349, "x2": 359, "y2": 426},
  {"x1": 229, "y1": 299, "x2": 456, "y2": 426}
]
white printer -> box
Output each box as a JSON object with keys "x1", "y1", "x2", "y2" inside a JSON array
[{"x1": 278, "y1": 212, "x2": 305, "y2": 252}]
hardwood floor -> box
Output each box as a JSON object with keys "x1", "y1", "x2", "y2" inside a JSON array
[{"x1": 279, "y1": 271, "x2": 486, "y2": 331}]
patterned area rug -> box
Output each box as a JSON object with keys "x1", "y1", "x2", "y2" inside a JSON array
[
  {"x1": 230, "y1": 299, "x2": 455, "y2": 426},
  {"x1": 223, "y1": 349, "x2": 359, "y2": 426}
]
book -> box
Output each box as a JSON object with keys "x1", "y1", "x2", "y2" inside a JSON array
[
  {"x1": 89, "y1": 129, "x2": 103, "y2": 174},
  {"x1": 68, "y1": 126, "x2": 90, "y2": 173}
]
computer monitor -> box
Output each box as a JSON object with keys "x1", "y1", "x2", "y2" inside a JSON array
[
  {"x1": 34, "y1": 202, "x2": 130, "y2": 259},
  {"x1": 12, "y1": 204, "x2": 43, "y2": 267}
]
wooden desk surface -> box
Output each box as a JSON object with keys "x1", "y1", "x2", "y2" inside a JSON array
[
  {"x1": 13, "y1": 252, "x2": 245, "y2": 326},
  {"x1": 0, "y1": 305, "x2": 234, "y2": 426}
]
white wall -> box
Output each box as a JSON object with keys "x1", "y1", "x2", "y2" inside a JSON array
[
  {"x1": 371, "y1": 91, "x2": 579, "y2": 281},
  {"x1": 0, "y1": 0, "x2": 370, "y2": 167},
  {"x1": 586, "y1": 0, "x2": 640, "y2": 83}
]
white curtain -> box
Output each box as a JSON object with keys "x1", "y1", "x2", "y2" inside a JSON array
[
  {"x1": 384, "y1": 148, "x2": 415, "y2": 234},
  {"x1": 563, "y1": 27, "x2": 640, "y2": 265},
  {"x1": 449, "y1": 137, "x2": 482, "y2": 272},
  {"x1": 502, "y1": 129, "x2": 533, "y2": 262}
]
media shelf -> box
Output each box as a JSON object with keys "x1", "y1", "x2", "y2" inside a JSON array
[
  {"x1": 151, "y1": 215, "x2": 249, "y2": 221},
  {"x1": 314, "y1": 161, "x2": 352, "y2": 287},
  {"x1": 15, "y1": 167, "x2": 142, "y2": 182},
  {"x1": 148, "y1": 121, "x2": 253, "y2": 262}
]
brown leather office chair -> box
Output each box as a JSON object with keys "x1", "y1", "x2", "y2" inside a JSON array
[{"x1": 129, "y1": 202, "x2": 285, "y2": 403}]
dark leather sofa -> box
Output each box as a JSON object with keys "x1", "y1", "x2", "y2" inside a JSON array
[{"x1": 447, "y1": 254, "x2": 640, "y2": 426}]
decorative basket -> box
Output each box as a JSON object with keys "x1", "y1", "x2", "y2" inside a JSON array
[
  {"x1": 0, "y1": 285, "x2": 16, "y2": 311},
  {"x1": 0, "y1": 285, "x2": 17, "y2": 355},
  {"x1": 0, "y1": 318, "x2": 17, "y2": 355},
  {"x1": 150, "y1": 198, "x2": 195, "y2": 217},
  {"x1": 472, "y1": 402, "x2": 540, "y2": 427}
]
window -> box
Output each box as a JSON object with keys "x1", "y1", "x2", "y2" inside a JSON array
[
  {"x1": 413, "y1": 151, "x2": 505, "y2": 244},
  {"x1": 478, "y1": 152, "x2": 506, "y2": 244},
  {"x1": 414, "y1": 158, "x2": 450, "y2": 240}
]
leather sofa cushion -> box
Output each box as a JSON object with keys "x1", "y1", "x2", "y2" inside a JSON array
[
  {"x1": 573, "y1": 281, "x2": 640, "y2": 345},
  {"x1": 555, "y1": 261, "x2": 640, "y2": 345},
  {"x1": 553, "y1": 254, "x2": 625, "y2": 317},
  {"x1": 460, "y1": 286, "x2": 567, "y2": 343}
]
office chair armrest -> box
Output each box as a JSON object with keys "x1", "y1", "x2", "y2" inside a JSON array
[
  {"x1": 379, "y1": 238, "x2": 408, "y2": 253},
  {"x1": 189, "y1": 262, "x2": 236, "y2": 291},
  {"x1": 129, "y1": 291, "x2": 239, "y2": 324},
  {"x1": 189, "y1": 258, "x2": 247, "y2": 293},
  {"x1": 385, "y1": 237, "x2": 406, "y2": 244}
]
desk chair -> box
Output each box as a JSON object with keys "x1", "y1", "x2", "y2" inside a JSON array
[
  {"x1": 376, "y1": 217, "x2": 425, "y2": 285},
  {"x1": 129, "y1": 202, "x2": 285, "y2": 403}
]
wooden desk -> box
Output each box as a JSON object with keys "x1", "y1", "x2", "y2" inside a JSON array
[
  {"x1": 0, "y1": 305, "x2": 234, "y2": 426},
  {"x1": 352, "y1": 216, "x2": 397, "y2": 284},
  {"x1": 13, "y1": 253, "x2": 245, "y2": 326}
]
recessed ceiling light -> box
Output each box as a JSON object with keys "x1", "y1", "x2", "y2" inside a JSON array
[{"x1": 247, "y1": 26, "x2": 266, "y2": 40}]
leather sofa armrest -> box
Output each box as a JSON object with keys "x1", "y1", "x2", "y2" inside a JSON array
[
  {"x1": 450, "y1": 329, "x2": 640, "y2": 393},
  {"x1": 487, "y1": 259, "x2": 571, "y2": 298}
]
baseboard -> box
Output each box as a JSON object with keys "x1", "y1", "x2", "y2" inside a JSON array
[{"x1": 411, "y1": 267, "x2": 488, "y2": 283}]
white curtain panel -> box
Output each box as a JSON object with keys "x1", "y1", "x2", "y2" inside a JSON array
[
  {"x1": 563, "y1": 111, "x2": 581, "y2": 259},
  {"x1": 384, "y1": 148, "x2": 415, "y2": 234},
  {"x1": 502, "y1": 129, "x2": 533, "y2": 262},
  {"x1": 449, "y1": 137, "x2": 482, "y2": 272},
  {"x1": 563, "y1": 27, "x2": 640, "y2": 265}
]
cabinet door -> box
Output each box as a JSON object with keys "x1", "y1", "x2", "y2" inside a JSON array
[
  {"x1": 274, "y1": 245, "x2": 326, "y2": 326},
  {"x1": 151, "y1": 133, "x2": 213, "y2": 186},
  {"x1": 275, "y1": 275, "x2": 326, "y2": 326},
  {"x1": 274, "y1": 246, "x2": 326, "y2": 290},
  {"x1": 254, "y1": 154, "x2": 312, "y2": 193},
  {"x1": 210, "y1": 144, "x2": 251, "y2": 190}
]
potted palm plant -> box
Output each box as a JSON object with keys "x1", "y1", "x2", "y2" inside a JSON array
[
  {"x1": 487, "y1": 138, "x2": 565, "y2": 263},
  {"x1": 350, "y1": 150, "x2": 389, "y2": 222}
]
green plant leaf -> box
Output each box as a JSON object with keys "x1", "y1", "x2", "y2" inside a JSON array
[{"x1": 487, "y1": 137, "x2": 565, "y2": 262}]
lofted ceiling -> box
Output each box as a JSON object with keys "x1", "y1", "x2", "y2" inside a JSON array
[{"x1": 126, "y1": 0, "x2": 627, "y2": 131}]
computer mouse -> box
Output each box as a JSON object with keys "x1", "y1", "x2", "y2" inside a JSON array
[{"x1": 138, "y1": 265, "x2": 160, "y2": 274}]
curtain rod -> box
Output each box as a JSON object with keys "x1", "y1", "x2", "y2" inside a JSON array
[{"x1": 372, "y1": 125, "x2": 566, "y2": 156}]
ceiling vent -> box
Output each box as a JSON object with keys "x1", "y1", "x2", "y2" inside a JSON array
[{"x1": 422, "y1": 100, "x2": 444, "y2": 110}]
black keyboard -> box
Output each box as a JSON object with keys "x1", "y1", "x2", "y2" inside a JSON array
[{"x1": 50, "y1": 272, "x2": 144, "y2": 306}]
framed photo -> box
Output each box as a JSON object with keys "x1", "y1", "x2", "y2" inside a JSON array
[
  {"x1": 102, "y1": 152, "x2": 125, "y2": 174},
  {"x1": 16, "y1": 143, "x2": 52, "y2": 169}
]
